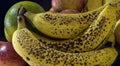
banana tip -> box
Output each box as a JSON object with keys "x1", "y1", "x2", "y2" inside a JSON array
[{"x1": 18, "y1": 5, "x2": 27, "y2": 16}]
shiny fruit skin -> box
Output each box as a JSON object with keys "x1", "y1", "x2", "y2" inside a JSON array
[
  {"x1": 51, "y1": 0, "x2": 86, "y2": 12},
  {"x1": 0, "y1": 41, "x2": 27, "y2": 66},
  {"x1": 4, "y1": 1, "x2": 45, "y2": 42}
]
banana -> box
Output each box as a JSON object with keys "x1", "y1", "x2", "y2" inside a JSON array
[
  {"x1": 106, "y1": 31, "x2": 115, "y2": 47},
  {"x1": 12, "y1": 15, "x2": 118, "y2": 66},
  {"x1": 24, "y1": 0, "x2": 120, "y2": 39},
  {"x1": 96, "y1": 30, "x2": 115, "y2": 49},
  {"x1": 83, "y1": 0, "x2": 120, "y2": 12},
  {"x1": 114, "y1": 19, "x2": 120, "y2": 45},
  {"x1": 24, "y1": 4, "x2": 106, "y2": 39},
  {"x1": 104, "y1": 0, "x2": 120, "y2": 20},
  {"x1": 82, "y1": 0, "x2": 104, "y2": 12},
  {"x1": 24, "y1": 5, "x2": 117, "y2": 53},
  {"x1": 103, "y1": 0, "x2": 119, "y2": 4}
]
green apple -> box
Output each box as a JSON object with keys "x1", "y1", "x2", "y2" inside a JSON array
[{"x1": 4, "y1": 1, "x2": 45, "y2": 42}]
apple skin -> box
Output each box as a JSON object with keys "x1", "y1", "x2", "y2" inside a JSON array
[
  {"x1": 51, "y1": 0, "x2": 87, "y2": 12},
  {"x1": 52, "y1": 0, "x2": 63, "y2": 12},
  {"x1": 0, "y1": 41, "x2": 27, "y2": 66}
]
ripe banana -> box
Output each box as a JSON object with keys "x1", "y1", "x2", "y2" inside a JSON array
[
  {"x1": 106, "y1": 31, "x2": 115, "y2": 47},
  {"x1": 104, "y1": 0, "x2": 120, "y2": 20},
  {"x1": 12, "y1": 15, "x2": 118, "y2": 66},
  {"x1": 24, "y1": 0, "x2": 120, "y2": 39},
  {"x1": 83, "y1": 0, "x2": 120, "y2": 12},
  {"x1": 96, "y1": 30, "x2": 115, "y2": 49},
  {"x1": 24, "y1": 5, "x2": 116, "y2": 53},
  {"x1": 24, "y1": 4, "x2": 106, "y2": 39},
  {"x1": 114, "y1": 19, "x2": 120, "y2": 45},
  {"x1": 82, "y1": 0, "x2": 104, "y2": 12},
  {"x1": 103, "y1": 0, "x2": 119, "y2": 4}
]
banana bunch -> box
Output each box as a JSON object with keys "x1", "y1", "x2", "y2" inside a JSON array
[
  {"x1": 24, "y1": 6, "x2": 104, "y2": 39},
  {"x1": 24, "y1": 4, "x2": 116, "y2": 53},
  {"x1": 11, "y1": 0, "x2": 120, "y2": 66}
]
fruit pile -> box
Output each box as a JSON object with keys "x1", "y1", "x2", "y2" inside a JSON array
[{"x1": 2, "y1": 0, "x2": 120, "y2": 66}]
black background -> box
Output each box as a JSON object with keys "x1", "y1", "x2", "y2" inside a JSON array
[
  {"x1": 0, "y1": 0, "x2": 51, "y2": 41},
  {"x1": 0, "y1": 0, "x2": 120, "y2": 66}
]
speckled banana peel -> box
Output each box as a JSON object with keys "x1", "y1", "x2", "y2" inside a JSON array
[
  {"x1": 24, "y1": 4, "x2": 105, "y2": 39},
  {"x1": 24, "y1": 0, "x2": 120, "y2": 39},
  {"x1": 23, "y1": 4, "x2": 117, "y2": 53},
  {"x1": 12, "y1": 15, "x2": 118, "y2": 66}
]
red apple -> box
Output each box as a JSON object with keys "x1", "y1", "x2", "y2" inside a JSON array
[
  {"x1": 51, "y1": 0, "x2": 87, "y2": 12},
  {"x1": 52, "y1": 0, "x2": 63, "y2": 12},
  {"x1": 0, "y1": 41, "x2": 27, "y2": 66}
]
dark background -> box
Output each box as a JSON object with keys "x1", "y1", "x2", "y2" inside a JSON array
[
  {"x1": 0, "y1": 0, "x2": 51, "y2": 41},
  {"x1": 0, "y1": 0, "x2": 120, "y2": 66}
]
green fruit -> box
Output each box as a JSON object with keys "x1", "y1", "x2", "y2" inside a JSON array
[{"x1": 4, "y1": 1, "x2": 45, "y2": 42}]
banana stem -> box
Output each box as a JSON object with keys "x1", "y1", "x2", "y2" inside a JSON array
[
  {"x1": 17, "y1": 6, "x2": 26, "y2": 29},
  {"x1": 18, "y1": 5, "x2": 27, "y2": 16},
  {"x1": 17, "y1": 16, "x2": 26, "y2": 30}
]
